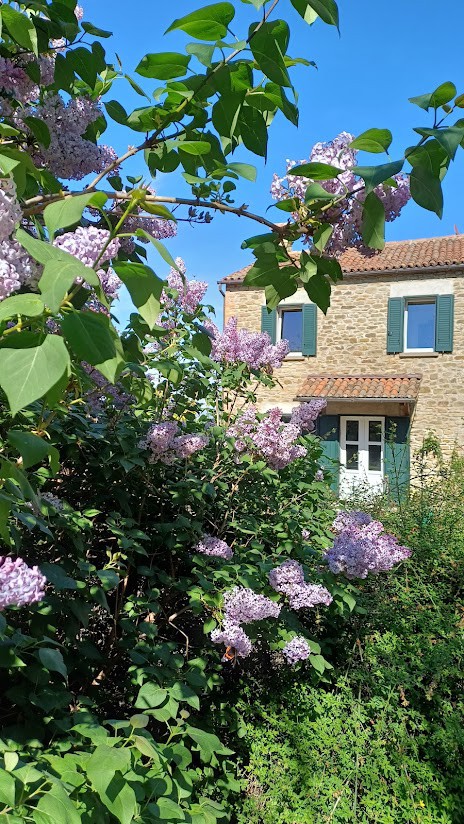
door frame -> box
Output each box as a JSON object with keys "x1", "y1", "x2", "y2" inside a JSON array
[{"x1": 340, "y1": 415, "x2": 385, "y2": 490}]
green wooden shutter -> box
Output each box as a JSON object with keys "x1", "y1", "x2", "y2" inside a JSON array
[
  {"x1": 261, "y1": 306, "x2": 276, "y2": 344},
  {"x1": 384, "y1": 416, "x2": 410, "y2": 502},
  {"x1": 387, "y1": 297, "x2": 404, "y2": 353},
  {"x1": 435, "y1": 294, "x2": 454, "y2": 352},
  {"x1": 317, "y1": 414, "x2": 340, "y2": 494},
  {"x1": 302, "y1": 304, "x2": 317, "y2": 356}
]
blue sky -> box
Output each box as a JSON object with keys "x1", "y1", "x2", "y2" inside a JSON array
[{"x1": 82, "y1": 0, "x2": 464, "y2": 324}]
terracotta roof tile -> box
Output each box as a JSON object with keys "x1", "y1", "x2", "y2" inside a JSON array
[
  {"x1": 295, "y1": 374, "x2": 422, "y2": 401},
  {"x1": 220, "y1": 235, "x2": 464, "y2": 284}
]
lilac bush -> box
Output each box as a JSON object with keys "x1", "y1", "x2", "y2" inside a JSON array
[
  {"x1": 209, "y1": 317, "x2": 289, "y2": 370},
  {"x1": 139, "y1": 421, "x2": 209, "y2": 465},
  {"x1": 326, "y1": 511, "x2": 411, "y2": 579}
]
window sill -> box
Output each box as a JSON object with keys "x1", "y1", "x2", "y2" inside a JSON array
[
  {"x1": 399, "y1": 351, "x2": 439, "y2": 358},
  {"x1": 284, "y1": 354, "x2": 305, "y2": 361}
]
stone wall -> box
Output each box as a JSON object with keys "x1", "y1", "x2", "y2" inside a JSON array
[{"x1": 223, "y1": 269, "x2": 464, "y2": 457}]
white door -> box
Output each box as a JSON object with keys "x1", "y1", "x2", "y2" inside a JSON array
[{"x1": 340, "y1": 416, "x2": 384, "y2": 497}]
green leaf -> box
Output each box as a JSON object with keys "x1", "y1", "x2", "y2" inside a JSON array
[
  {"x1": 39, "y1": 258, "x2": 99, "y2": 313},
  {"x1": 409, "y1": 81, "x2": 457, "y2": 111},
  {"x1": 405, "y1": 139, "x2": 449, "y2": 181},
  {"x1": 135, "y1": 684, "x2": 168, "y2": 709},
  {"x1": 129, "y1": 714, "x2": 150, "y2": 729},
  {"x1": 1, "y1": 6, "x2": 38, "y2": 54},
  {"x1": 22, "y1": 116, "x2": 51, "y2": 149},
  {"x1": 186, "y1": 42, "x2": 216, "y2": 67},
  {"x1": 105, "y1": 100, "x2": 128, "y2": 125},
  {"x1": 237, "y1": 106, "x2": 268, "y2": 157},
  {"x1": 166, "y1": 3, "x2": 235, "y2": 40},
  {"x1": 0, "y1": 769, "x2": 16, "y2": 807},
  {"x1": 303, "y1": 272, "x2": 331, "y2": 313},
  {"x1": 68, "y1": 47, "x2": 100, "y2": 88},
  {"x1": 178, "y1": 140, "x2": 211, "y2": 155},
  {"x1": 97, "y1": 569, "x2": 120, "y2": 590},
  {"x1": 410, "y1": 166, "x2": 443, "y2": 217},
  {"x1": 39, "y1": 563, "x2": 77, "y2": 591},
  {"x1": 0, "y1": 335, "x2": 70, "y2": 416},
  {"x1": 212, "y1": 93, "x2": 243, "y2": 139},
  {"x1": 136, "y1": 52, "x2": 191, "y2": 79},
  {"x1": 8, "y1": 431, "x2": 59, "y2": 472},
  {"x1": 86, "y1": 746, "x2": 136, "y2": 824},
  {"x1": 33, "y1": 782, "x2": 81, "y2": 824},
  {"x1": 353, "y1": 159, "x2": 404, "y2": 192},
  {"x1": 302, "y1": 0, "x2": 339, "y2": 26},
  {"x1": 113, "y1": 261, "x2": 164, "y2": 330},
  {"x1": 249, "y1": 20, "x2": 291, "y2": 88},
  {"x1": 313, "y1": 223, "x2": 333, "y2": 252},
  {"x1": 150, "y1": 798, "x2": 185, "y2": 821},
  {"x1": 350, "y1": 128, "x2": 392, "y2": 154},
  {"x1": 413, "y1": 126, "x2": 464, "y2": 161},
  {"x1": 61, "y1": 311, "x2": 125, "y2": 383},
  {"x1": 361, "y1": 191, "x2": 385, "y2": 251},
  {"x1": 289, "y1": 161, "x2": 341, "y2": 180},
  {"x1": 227, "y1": 162, "x2": 257, "y2": 181},
  {"x1": 171, "y1": 682, "x2": 200, "y2": 709},
  {"x1": 44, "y1": 193, "x2": 107, "y2": 238},
  {"x1": 0, "y1": 294, "x2": 44, "y2": 323},
  {"x1": 81, "y1": 21, "x2": 113, "y2": 38},
  {"x1": 186, "y1": 726, "x2": 232, "y2": 762},
  {"x1": 38, "y1": 648, "x2": 67, "y2": 678},
  {"x1": 290, "y1": 0, "x2": 319, "y2": 24}
]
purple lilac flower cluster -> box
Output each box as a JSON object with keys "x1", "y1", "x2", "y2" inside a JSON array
[
  {"x1": 0, "y1": 556, "x2": 46, "y2": 610},
  {"x1": 211, "y1": 586, "x2": 281, "y2": 659},
  {"x1": 325, "y1": 510, "x2": 411, "y2": 579},
  {"x1": 29, "y1": 94, "x2": 118, "y2": 181},
  {"x1": 268, "y1": 558, "x2": 332, "y2": 610},
  {"x1": 83, "y1": 365, "x2": 134, "y2": 417},
  {"x1": 41, "y1": 492, "x2": 63, "y2": 511},
  {"x1": 165, "y1": 262, "x2": 208, "y2": 315},
  {"x1": 0, "y1": 179, "x2": 40, "y2": 301},
  {"x1": 290, "y1": 399, "x2": 327, "y2": 433},
  {"x1": 227, "y1": 402, "x2": 324, "y2": 470},
  {"x1": 208, "y1": 317, "x2": 289, "y2": 370},
  {"x1": 54, "y1": 227, "x2": 121, "y2": 301},
  {"x1": 282, "y1": 636, "x2": 311, "y2": 665},
  {"x1": 210, "y1": 620, "x2": 252, "y2": 659},
  {"x1": 194, "y1": 535, "x2": 233, "y2": 561},
  {"x1": 271, "y1": 132, "x2": 410, "y2": 257},
  {"x1": 139, "y1": 421, "x2": 208, "y2": 465}
]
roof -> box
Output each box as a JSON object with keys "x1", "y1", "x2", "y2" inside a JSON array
[
  {"x1": 220, "y1": 235, "x2": 464, "y2": 285},
  {"x1": 295, "y1": 374, "x2": 422, "y2": 402}
]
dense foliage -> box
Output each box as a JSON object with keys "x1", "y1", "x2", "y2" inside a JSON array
[
  {"x1": 0, "y1": 0, "x2": 461, "y2": 821},
  {"x1": 238, "y1": 446, "x2": 464, "y2": 823}
]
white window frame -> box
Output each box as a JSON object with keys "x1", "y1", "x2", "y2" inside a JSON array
[
  {"x1": 403, "y1": 297, "x2": 436, "y2": 353},
  {"x1": 277, "y1": 305, "x2": 303, "y2": 355}
]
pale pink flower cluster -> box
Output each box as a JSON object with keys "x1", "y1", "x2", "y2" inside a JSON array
[
  {"x1": 194, "y1": 535, "x2": 233, "y2": 561},
  {"x1": 282, "y1": 636, "x2": 311, "y2": 665},
  {"x1": 139, "y1": 421, "x2": 208, "y2": 465},
  {"x1": 268, "y1": 559, "x2": 332, "y2": 610},
  {"x1": 325, "y1": 510, "x2": 411, "y2": 579},
  {"x1": 211, "y1": 586, "x2": 281, "y2": 659},
  {"x1": 54, "y1": 227, "x2": 121, "y2": 300},
  {"x1": 271, "y1": 132, "x2": 410, "y2": 257},
  {"x1": 227, "y1": 406, "x2": 313, "y2": 470},
  {"x1": 208, "y1": 317, "x2": 289, "y2": 370},
  {"x1": 30, "y1": 94, "x2": 118, "y2": 180},
  {"x1": 0, "y1": 556, "x2": 46, "y2": 610}
]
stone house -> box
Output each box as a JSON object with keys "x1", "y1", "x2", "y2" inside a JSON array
[{"x1": 219, "y1": 235, "x2": 464, "y2": 496}]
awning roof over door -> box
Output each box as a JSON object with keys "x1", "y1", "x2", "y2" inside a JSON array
[{"x1": 295, "y1": 374, "x2": 422, "y2": 402}]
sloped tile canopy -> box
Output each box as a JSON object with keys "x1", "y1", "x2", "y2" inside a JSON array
[{"x1": 295, "y1": 374, "x2": 422, "y2": 402}]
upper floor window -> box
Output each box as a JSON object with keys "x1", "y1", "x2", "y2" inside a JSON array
[
  {"x1": 404, "y1": 299, "x2": 436, "y2": 352},
  {"x1": 387, "y1": 294, "x2": 454, "y2": 354},
  {"x1": 279, "y1": 307, "x2": 303, "y2": 353}
]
